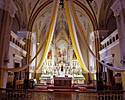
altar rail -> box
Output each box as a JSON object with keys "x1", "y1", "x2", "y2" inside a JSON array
[{"x1": 0, "y1": 88, "x2": 125, "y2": 100}]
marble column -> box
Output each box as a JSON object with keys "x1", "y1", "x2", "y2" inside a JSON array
[
  {"x1": 111, "y1": 0, "x2": 125, "y2": 90},
  {"x1": 0, "y1": 0, "x2": 17, "y2": 88}
]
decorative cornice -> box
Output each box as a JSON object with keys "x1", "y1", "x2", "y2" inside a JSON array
[
  {"x1": 100, "y1": 54, "x2": 114, "y2": 63},
  {"x1": 111, "y1": 0, "x2": 122, "y2": 17},
  {"x1": 10, "y1": 42, "x2": 27, "y2": 57},
  {"x1": 101, "y1": 29, "x2": 118, "y2": 45},
  {"x1": 11, "y1": 31, "x2": 25, "y2": 45},
  {"x1": 99, "y1": 29, "x2": 119, "y2": 54},
  {"x1": 0, "y1": 0, "x2": 17, "y2": 17},
  {"x1": 99, "y1": 39, "x2": 119, "y2": 55},
  {"x1": 14, "y1": 54, "x2": 23, "y2": 60}
]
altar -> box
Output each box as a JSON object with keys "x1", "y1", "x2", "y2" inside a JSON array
[
  {"x1": 54, "y1": 77, "x2": 72, "y2": 86},
  {"x1": 39, "y1": 74, "x2": 85, "y2": 86},
  {"x1": 38, "y1": 26, "x2": 86, "y2": 85}
]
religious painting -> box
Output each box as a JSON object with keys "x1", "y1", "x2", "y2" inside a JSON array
[
  {"x1": 57, "y1": 47, "x2": 67, "y2": 62},
  {"x1": 62, "y1": 48, "x2": 66, "y2": 57},
  {"x1": 47, "y1": 49, "x2": 52, "y2": 59},
  {"x1": 58, "y1": 48, "x2": 61, "y2": 58},
  {"x1": 56, "y1": 39, "x2": 68, "y2": 63}
]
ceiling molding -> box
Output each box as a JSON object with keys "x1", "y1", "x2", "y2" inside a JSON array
[
  {"x1": 28, "y1": 0, "x2": 98, "y2": 32},
  {"x1": 28, "y1": 0, "x2": 40, "y2": 27},
  {"x1": 74, "y1": 0, "x2": 98, "y2": 30},
  {"x1": 28, "y1": 0, "x2": 53, "y2": 31}
]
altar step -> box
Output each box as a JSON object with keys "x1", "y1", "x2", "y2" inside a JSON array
[
  {"x1": 47, "y1": 85, "x2": 79, "y2": 91},
  {"x1": 36, "y1": 84, "x2": 88, "y2": 91}
]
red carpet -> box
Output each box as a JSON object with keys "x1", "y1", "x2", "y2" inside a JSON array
[
  {"x1": 37, "y1": 84, "x2": 93, "y2": 91},
  {"x1": 47, "y1": 85, "x2": 79, "y2": 89}
]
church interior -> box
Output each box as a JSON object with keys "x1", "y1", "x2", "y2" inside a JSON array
[{"x1": 0, "y1": 0, "x2": 125, "y2": 100}]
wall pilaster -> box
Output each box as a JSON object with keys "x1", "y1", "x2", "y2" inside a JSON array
[
  {"x1": 111, "y1": 0, "x2": 125, "y2": 90},
  {"x1": 0, "y1": 0, "x2": 17, "y2": 88},
  {"x1": 94, "y1": 30, "x2": 108, "y2": 90},
  {"x1": 94, "y1": 30, "x2": 108, "y2": 73}
]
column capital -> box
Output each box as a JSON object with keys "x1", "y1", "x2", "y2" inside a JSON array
[
  {"x1": 111, "y1": 0, "x2": 122, "y2": 17},
  {"x1": 89, "y1": 31, "x2": 95, "y2": 41},
  {"x1": 31, "y1": 32, "x2": 36, "y2": 43},
  {"x1": 0, "y1": 0, "x2": 17, "y2": 17},
  {"x1": 93, "y1": 31, "x2": 99, "y2": 39}
]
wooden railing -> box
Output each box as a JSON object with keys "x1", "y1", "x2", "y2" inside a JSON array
[
  {"x1": 0, "y1": 88, "x2": 125, "y2": 100},
  {"x1": 78, "y1": 90, "x2": 124, "y2": 100},
  {"x1": 0, "y1": 88, "x2": 53, "y2": 100}
]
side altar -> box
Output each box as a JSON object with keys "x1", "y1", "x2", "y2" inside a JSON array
[{"x1": 39, "y1": 74, "x2": 85, "y2": 85}]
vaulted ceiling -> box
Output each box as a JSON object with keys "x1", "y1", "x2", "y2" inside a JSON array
[{"x1": 12, "y1": 0, "x2": 117, "y2": 42}]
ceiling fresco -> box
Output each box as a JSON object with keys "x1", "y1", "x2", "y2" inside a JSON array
[{"x1": 10, "y1": 0, "x2": 117, "y2": 43}]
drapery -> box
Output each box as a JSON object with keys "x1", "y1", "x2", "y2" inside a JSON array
[
  {"x1": 1, "y1": 29, "x2": 49, "y2": 72},
  {"x1": 2, "y1": 0, "x2": 125, "y2": 73},
  {"x1": 69, "y1": 0, "x2": 125, "y2": 72},
  {"x1": 0, "y1": 0, "x2": 57, "y2": 72},
  {"x1": 35, "y1": 0, "x2": 59, "y2": 71},
  {"x1": 64, "y1": 0, "x2": 89, "y2": 72}
]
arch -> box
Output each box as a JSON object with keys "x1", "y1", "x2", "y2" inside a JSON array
[
  {"x1": 73, "y1": 0, "x2": 98, "y2": 30},
  {"x1": 28, "y1": 0, "x2": 98, "y2": 31},
  {"x1": 28, "y1": 0, "x2": 53, "y2": 31}
]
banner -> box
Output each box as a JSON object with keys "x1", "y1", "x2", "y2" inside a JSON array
[
  {"x1": 35, "y1": 0, "x2": 59, "y2": 71},
  {"x1": 69, "y1": 0, "x2": 125, "y2": 72},
  {"x1": 64, "y1": 0, "x2": 89, "y2": 72}
]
